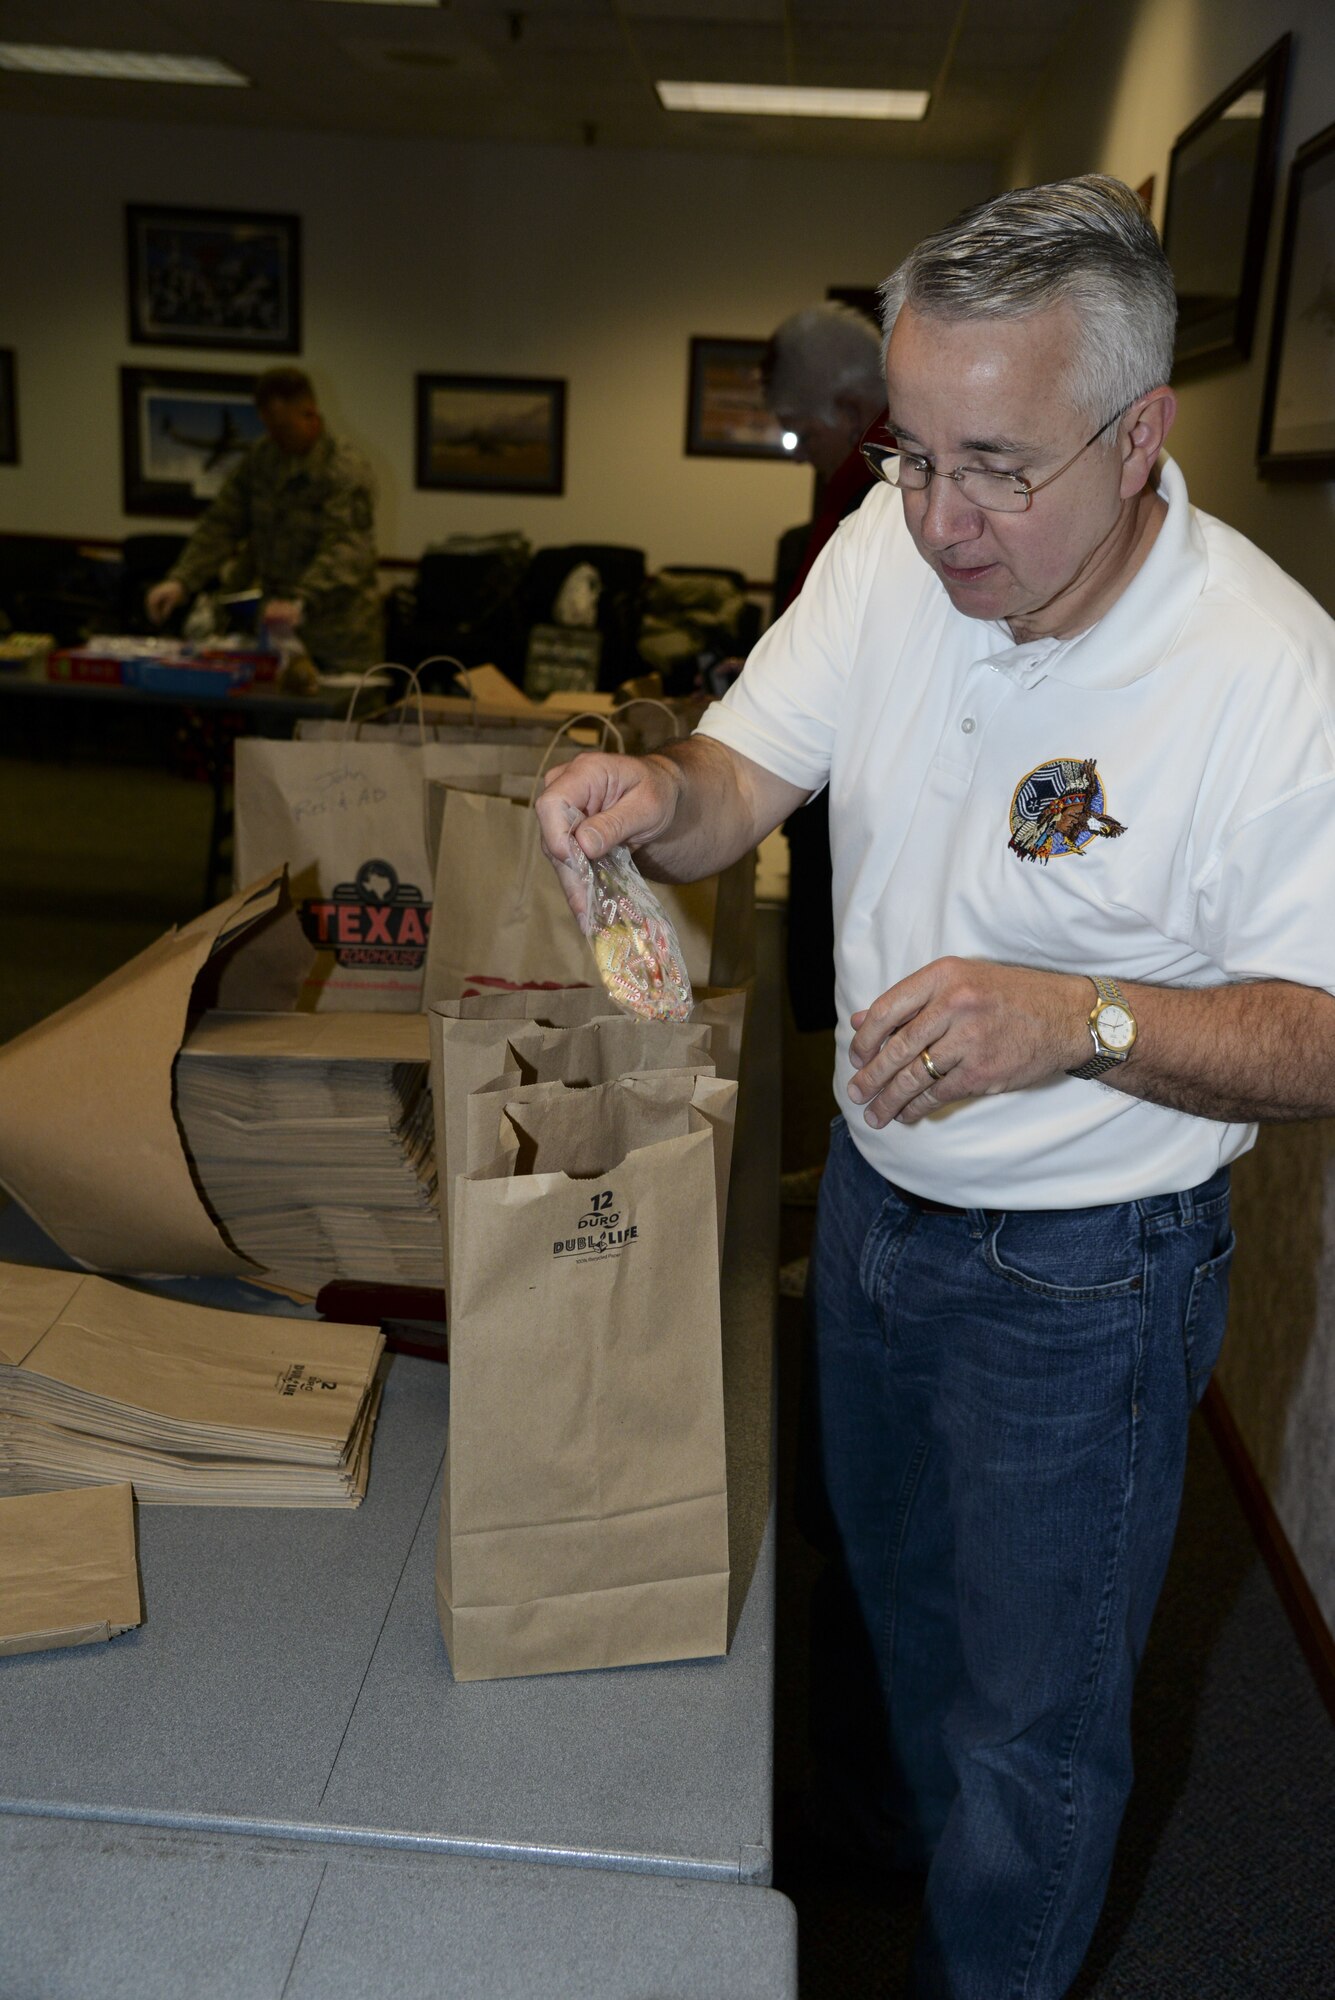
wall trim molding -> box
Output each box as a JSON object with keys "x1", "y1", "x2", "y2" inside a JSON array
[{"x1": 1201, "y1": 1379, "x2": 1335, "y2": 1720}]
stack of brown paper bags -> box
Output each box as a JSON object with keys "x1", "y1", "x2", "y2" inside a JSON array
[
  {"x1": 175, "y1": 1011, "x2": 442, "y2": 1297},
  {"x1": 0, "y1": 869, "x2": 315, "y2": 1282},
  {"x1": 0, "y1": 1481, "x2": 142, "y2": 1656},
  {"x1": 0, "y1": 1263, "x2": 385, "y2": 1507}
]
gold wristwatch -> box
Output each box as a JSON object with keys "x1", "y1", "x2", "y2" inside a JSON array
[{"x1": 1067, "y1": 975, "x2": 1137, "y2": 1080}]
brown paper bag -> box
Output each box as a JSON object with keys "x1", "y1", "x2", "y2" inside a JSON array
[
  {"x1": 233, "y1": 732, "x2": 441, "y2": 1011},
  {"x1": 422, "y1": 787, "x2": 755, "y2": 1006},
  {"x1": 429, "y1": 1012, "x2": 713, "y2": 1304},
  {"x1": 434, "y1": 982, "x2": 750, "y2": 1083},
  {"x1": 465, "y1": 1070, "x2": 737, "y2": 1270},
  {"x1": 174, "y1": 1010, "x2": 438, "y2": 1297},
  {"x1": 0, "y1": 1482, "x2": 142, "y2": 1656},
  {"x1": 437, "y1": 1072, "x2": 735, "y2": 1681},
  {"x1": 421, "y1": 754, "x2": 579, "y2": 876},
  {"x1": 684, "y1": 987, "x2": 750, "y2": 1084},
  {"x1": 0, "y1": 872, "x2": 311, "y2": 1278},
  {"x1": 434, "y1": 988, "x2": 617, "y2": 1027},
  {"x1": 0, "y1": 1261, "x2": 385, "y2": 1506},
  {"x1": 235, "y1": 694, "x2": 598, "y2": 1009}
]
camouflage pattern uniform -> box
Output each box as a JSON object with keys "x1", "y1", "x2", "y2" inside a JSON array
[{"x1": 168, "y1": 433, "x2": 384, "y2": 671}]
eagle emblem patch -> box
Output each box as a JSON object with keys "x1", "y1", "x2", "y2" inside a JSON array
[{"x1": 1008, "y1": 756, "x2": 1126, "y2": 864}]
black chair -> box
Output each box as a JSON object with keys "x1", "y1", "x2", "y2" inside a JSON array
[
  {"x1": 0, "y1": 534, "x2": 118, "y2": 646},
  {"x1": 520, "y1": 544, "x2": 647, "y2": 692},
  {"x1": 386, "y1": 539, "x2": 532, "y2": 689}
]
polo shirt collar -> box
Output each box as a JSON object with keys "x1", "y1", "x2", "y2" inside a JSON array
[{"x1": 967, "y1": 456, "x2": 1208, "y2": 692}]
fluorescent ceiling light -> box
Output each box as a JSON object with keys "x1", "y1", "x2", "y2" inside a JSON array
[
  {"x1": 656, "y1": 81, "x2": 929, "y2": 121},
  {"x1": 0, "y1": 44, "x2": 249, "y2": 84},
  {"x1": 318, "y1": 1, "x2": 442, "y2": 7}
]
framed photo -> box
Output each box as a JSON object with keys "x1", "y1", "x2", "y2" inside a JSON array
[
  {"x1": 1161, "y1": 36, "x2": 1291, "y2": 371},
  {"x1": 126, "y1": 203, "x2": 302, "y2": 353},
  {"x1": 0, "y1": 349, "x2": 16, "y2": 465},
  {"x1": 120, "y1": 365, "x2": 265, "y2": 517},
  {"x1": 684, "y1": 337, "x2": 788, "y2": 460},
  {"x1": 1257, "y1": 122, "x2": 1335, "y2": 476},
  {"x1": 415, "y1": 373, "x2": 566, "y2": 494}
]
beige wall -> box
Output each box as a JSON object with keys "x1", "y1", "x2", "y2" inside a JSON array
[
  {"x1": 1009, "y1": 0, "x2": 1335, "y2": 615},
  {"x1": 1011, "y1": 0, "x2": 1335, "y2": 1634},
  {"x1": 0, "y1": 112, "x2": 992, "y2": 579}
]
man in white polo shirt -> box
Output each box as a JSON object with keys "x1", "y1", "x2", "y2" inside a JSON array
[{"x1": 536, "y1": 176, "x2": 1335, "y2": 1998}]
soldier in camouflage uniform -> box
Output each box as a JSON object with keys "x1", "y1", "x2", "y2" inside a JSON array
[{"x1": 146, "y1": 368, "x2": 384, "y2": 673}]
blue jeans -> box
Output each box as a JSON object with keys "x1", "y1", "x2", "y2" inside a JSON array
[{"x1": 807, "y1": 1116, "x2": 1234, "y2": 2000}]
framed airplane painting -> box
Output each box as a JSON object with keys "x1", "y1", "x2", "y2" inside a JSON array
[{"x1": 120, "y1": 365, "x2": 264, "y2": 517}]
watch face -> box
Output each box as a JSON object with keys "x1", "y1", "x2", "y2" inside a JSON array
[{"x1": 1096, "y1": 1003, "x2": 1135, "y2": 1052}]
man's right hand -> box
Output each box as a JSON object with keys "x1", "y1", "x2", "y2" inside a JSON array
[
  {"x1": 145, "y1": 579, "x2": 186, "y2": 625},
  {"x1": 534, "y1": 750, "x2": 681, "y2": 920},
  {"x1": 535, "y1": 734, "x2": 805, "y2": 923},
  {"x1": 536, "y1": 750, "x2": 680, "y2": 863}
]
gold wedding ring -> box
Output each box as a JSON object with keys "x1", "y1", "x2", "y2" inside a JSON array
[{"x1": 920, "y1": 1048, "x2": 944, "y2": 1083}]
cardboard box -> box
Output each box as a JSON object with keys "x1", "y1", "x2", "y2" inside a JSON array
[{"x1": 47, "y1": 649, "x2": 135, "y2": 686}]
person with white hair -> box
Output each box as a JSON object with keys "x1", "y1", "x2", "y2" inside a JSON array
[
  {"x1": 538, "y1": 175, "x2": 1335, "y2": 1996},
  {"x1": 764, "y1": 300, "x2": 888, "y2": 485}
]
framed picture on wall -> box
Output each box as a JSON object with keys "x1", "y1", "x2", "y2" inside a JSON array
[
  {"x1": 126, "y1": 203, "x2": 302, "y2": 353},
  {"x1": 415, "y1": 374, "x2": 566, "y2": 494},
  {"x1": 1257, "y1": 122, "x2": 1335, "y2": 477},
  {"x1": 120, "y1": 365, "x2": 265, "y2": 517},
  {"x1": 685, "y1": 337, "x2": 789, "y2": 460},
  {"x1": 1160, "y1": 35, "x2": 1291, "y2": 371},
  {"x1": 0, "y1": 349, "x2": 17, "y2": 465}
]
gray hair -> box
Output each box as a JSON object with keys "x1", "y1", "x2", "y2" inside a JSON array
[
  {"x1": 762, "y1": 303, "x2": 886, "y2": 425},
  {"x1": 877, "y1": 175, "x2": 1177, "y2": 422}
]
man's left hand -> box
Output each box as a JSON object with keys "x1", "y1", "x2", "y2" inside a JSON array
[
  {"x1": 847, "y1": 959, "x2": 1094, "y2": 1127},
  {"x1": 262, "y1": 597, "x2": 304, "y2": 630}
]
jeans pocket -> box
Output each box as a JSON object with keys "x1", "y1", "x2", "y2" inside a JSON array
[
  {"x1": 1182, "y1": 1229, "x2": 1235, "y2": 1403},
  {"x1": 983, "y1": 1208, "x2": 1145, "y2": 1301}
]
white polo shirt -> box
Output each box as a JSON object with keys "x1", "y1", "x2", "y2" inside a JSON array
[{"x1": 696, "y1": 457, "x2": 1335, "y2": 1208}]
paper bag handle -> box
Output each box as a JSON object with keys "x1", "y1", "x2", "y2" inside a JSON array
[
  {"x1": 416, "y1": 657, "x2": 475, "y2": 730},
  {"x1": 527, "y1": 710, "x2": 627, "y2": 809},
  {"x1": 609, "y1": 696, "x2": 684, "y2": 741},
  {"x1": 516, "y1": 711, "x2": 628, "y2": 911},
  {"x1": 340, "y1": 662, "x2": 425, "y2": 742}
]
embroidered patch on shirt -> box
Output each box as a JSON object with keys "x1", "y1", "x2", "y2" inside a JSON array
[{"x1": 1008, "y1": 756, "x2": 1127, "y2": 864}]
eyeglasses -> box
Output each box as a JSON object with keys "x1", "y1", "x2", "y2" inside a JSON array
[{"x1": 860, "y1": 406, "x2": 1128, "y2": 515}]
